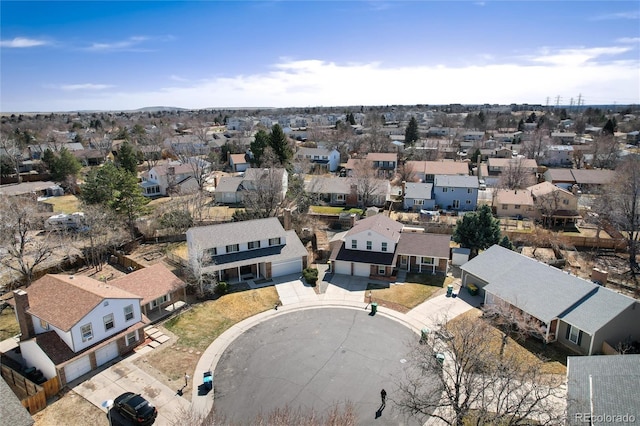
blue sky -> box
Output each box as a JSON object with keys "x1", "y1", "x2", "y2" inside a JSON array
[{"x1": 1, "y1": 1, "x2": 639, "y2": 112}]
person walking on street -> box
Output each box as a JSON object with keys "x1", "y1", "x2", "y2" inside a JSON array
[{"x1": 380, "y1": 389, "x2": 387, "y2": 405}]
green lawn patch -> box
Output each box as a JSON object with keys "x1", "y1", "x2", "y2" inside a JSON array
[
  {"x1": 41, "y1": 195, "x2": 80, "y2": 214},
  {"x1": 309, "y1": 206, "x2": 364, "y2": 215}
]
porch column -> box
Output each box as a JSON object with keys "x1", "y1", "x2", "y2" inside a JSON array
[
  {"x1": 419, "y1": 260, "x2": 422, "y2": 273},
  {"x1": 218, "y1": 270, "x2": 222, "y2": 281},
  {"x1": 256, "y1": 262, "x2": 260, "y2": 278},
  {"x1": 237, "y1": 266, "x2": 241, "y2": 282}
]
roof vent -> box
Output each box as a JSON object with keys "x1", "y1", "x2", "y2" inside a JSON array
[{"x1": 69, "y1": 275, "x2": 74, "y2": 279}]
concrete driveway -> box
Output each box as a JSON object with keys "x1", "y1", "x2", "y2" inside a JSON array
[{"x1": 73, "y1": 357, "x2": 190, "y2": 426}]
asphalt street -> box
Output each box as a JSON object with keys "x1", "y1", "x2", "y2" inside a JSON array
[{"x1": 213, "y1": 307, "x2": 428, "y2": 425}]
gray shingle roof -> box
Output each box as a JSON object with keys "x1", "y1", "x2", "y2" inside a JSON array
[
  {"x1": 214, "y1": 176, "x2": 243, "y2": 193},
  {"x1": 345, "y1": 214, "x2": 403, "y2": 241},
  {"x1": 404, "y1": 182, "x2": 433, "y2": 199},
  {"x1": 187, "y1": 217, "x2": 288, "y2": 248},
  {"x1": 567, "y1": 355, "x2": 640, "y2": 424},
  {"x1": 434, "y1": 174, "x2": 479, "y2": 188},
  {"x1": 462, "y1": 245, "x2": 595, "y2": 323},
  {"x1": 560, "y1": 286, "x2": 636, "y2": 334},
  {"x1": 0, "y1": 377, "x2": 34, "y2": 426},
  {"x1": 395, "y1": 233, "x2": 451, "y2": 258}
]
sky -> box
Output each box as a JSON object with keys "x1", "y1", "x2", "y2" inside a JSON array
[{"x1": 1, "y1": 1, "x2": 639, "y2": 112}]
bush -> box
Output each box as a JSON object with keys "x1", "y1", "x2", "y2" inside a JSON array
[
  {"x1": 215, "y1": 281, "x2": 229, "y2": 295},
  {"x1": 302, "y1": 267, "x2": 318, "y2": 286}
]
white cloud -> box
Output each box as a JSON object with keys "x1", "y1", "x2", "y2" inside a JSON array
[
  {"x1": 58, "y1": 83, "x2": 115, "y2": 91},
  {"x1": 170, "y1": 75, "x2": 189, "y2": 82},
  {"x1": 616, "y1": 37, "x2": 640, "y2": 44},
  {"x1": 591, "y1": 10, "x2": 640, "y2": 21},
  {"x1": 0, "y1": 37, "x2": 49, "y2": 48},
  {"x1": 86, "y1": 36, "x2": 150, "y2": 52},
  {"x1": 529, "y1": 46, "x2": 632, "y2": 66}
]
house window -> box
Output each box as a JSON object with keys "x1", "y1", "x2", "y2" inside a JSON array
[
  {"x1": 126, "y1": 331, "x2": 138, "y2": 346},
  {"x1": 226, "y1": 244, "x2": 239, "y2": 253},
  {"x1": 381, "y1": 242, "x2": 387, "y2": 252},
  {"x1": 124, "y1": 304, "x2": 134, "y2": 321},
  {"x1": 40, "y1": 319, "x2": 49, "y2": 330},
  {"x1": 421, "y1": 257, "x2": 434, "y2": 265},
  {"x1": 150, "y1": 295, "x2": 169, "y2": 309},
  {"x1": 568, "y1": 325, "x2": 582, "y2": 345},
  {"x1": 452, "y1": 200, "x2": 460, "y2": 209},
  {"x1": 336, "y1": 194, "x2": 345, "y2": 201},
  {"x1": 442, "y1": 187, "x2": 448, "y2": 193},
  {"x1": 248, "y1": 240, "x2": 261, "y2": 250},
  {"x1": 351, "y1": 240, "x2": 357, "y2": 249},
  {"x1": 466, "y1": 200, "x2": 472, "y2": 204},
  {"x1": 103, "y1": 313, "x2": 115, "y2": 331},
  {"x1": 413, "y1": 199, "x2": 424, "y2": 206},
  {"x1": 208, "y1": 247, "x2": 217, "y2": 256},
  {"x1": 562, "y1": 199, "x2": 569, "y2": 205},
  {"x1": 401, "y1": 256, "x2": 408, "y2": 265},
  {"x1": 502, "y1": 205, "x2": 508, "y2": 209},
  {"x1": 378, "y1": 266, "x2": 386, "y2": 275},
  {"x1": 468, "y1": 188, "x2": 473, "y2": 194},
  {"x1": 366, "y1": 241, "x2": 372, "y2": 250},
  {"x1": 514, "y1": 204, "x2": 521, "y2": 209},
  {"x1": 269, "y1": 237, "x2": 281, "y2": 246},
  {"x1": 81, "y1": 323, "x2": 93, "y2": 342}
]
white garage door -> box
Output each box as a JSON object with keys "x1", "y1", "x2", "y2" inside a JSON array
[
  {"x1": 64, "y1": 355, "x2": 92, "y2": 383},
  {"x1": 95, "y1": 341, "x2": 119, "y2": 367},
  {"x1": 271, "y1": 258, "x2": 302, "y2": 277},
  {"x1": 334, "y1": 261, "x2": 351, "y2": 275},
  {"x1": 353, "y1": 262, "x2": 370, "y2": 277}
]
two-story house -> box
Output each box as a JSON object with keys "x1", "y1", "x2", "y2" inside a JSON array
[
  {"x1": 295, "y1": 147, "x2": 340, "y2": 172},
  {"x1": 214, "y1": 168, "x2": 288, "y2": 205},
  {"x1": 186, "y1": 217, "x2": 308, "y2": 282},
  {"x1": 12, "y1": 276, "x2": 146, "y2": 386},
  {"x1": 433, "y1": 175, "x2": 479, "y2": 211},
  {"x1": 528, "y1": 181, "x2": 580, "y2": 227},
  {"x1": 494, "y1": 188, "x2": 538, "y2": 219},
  {"x1": 329, "y1": 214, "x2": 451, "y2": 278},
  {"x1": 402, "y1": 182, "x2": 435, "y2": 211},
  {"x1": 345, "y1": 153, "x2": 397, "y2": 179},
  {"x1": 139, "y1": 163, "x2": 199, "y2": 197},
  {"x1": 543, "y1": 145, "x2": 574, "y2": 166}
]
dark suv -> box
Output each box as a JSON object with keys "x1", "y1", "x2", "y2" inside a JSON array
[{"x1": 113, "y1": 392, "x2": 158, "y2": 425}]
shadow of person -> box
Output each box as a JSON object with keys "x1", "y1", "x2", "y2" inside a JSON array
[{"x1": 375, "y1": 403, "x2": 386, "y2": 418}]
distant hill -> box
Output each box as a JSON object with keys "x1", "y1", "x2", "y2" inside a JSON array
[{"x1": 135, "y1": 106, "x2": 189, "y2": 112}]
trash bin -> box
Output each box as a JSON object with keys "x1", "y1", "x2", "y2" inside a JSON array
[
  {"x1": 446, "y1": 285, "x2": 454, "y2": 297},
  {"x1": 371, "y1": 302, "x2": 378, "y2": 314},
  {"x1": 467, "y1": 284, "x2": 478, "y2": 296},
  {"x1": 420, "y1": 328, "x2": 430, "y2": 344},
  {"x1": 435, "y1": 353, "x2": 445, "y2": 365}
]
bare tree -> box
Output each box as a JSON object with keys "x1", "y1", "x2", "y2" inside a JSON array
[
  {"x1": 240, "y1": 167, "x2": 285, "y2": 218},
  {"x1": 396, "y1": 314, "x2": 564, "y2": 426},
  {"x1": 396, "y1": 162, "x2": 417, "y2": 184},
  {"x1": 498, "y1": 158, "x2": 535, "y2": 190},
  {"x1": 171, "y1": 142, "x2": 210, "y2": 191},
  {"x1": 590, "y1": 134, "x2": 620, "y2": 169},
  {"x1": 0, "y1": 134, "x2": 24, "y2": 183},
  {"x1": 78, "y1": 204, "x2": 130, "y2": 272},
  {"x1": 519, "y1": 129, "x2": 548, "y2": 162},
  {"x1": 594, "y1": 155, "x2": 640, "y2": 292},
  {"x1": 363, "y1": 126, "x2": 390, "y2": 153},
  {"x1": 351, "y1": 160, "x2": 383, "y2": 207},
  {"x1": 0, "y1": 196, "x2": 55, "y2": 286},
  {"x1": 138, "y1": 126, "x2": 167, "y2": 171}
]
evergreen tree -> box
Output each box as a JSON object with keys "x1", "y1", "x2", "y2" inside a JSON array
[
  {"x1": 603, "y1": 118, "x2": 616, "y2": 135},
  {"x1": 499, "y1": 235, "x2": 515, "y2": 251},
  {"x1": 250, "y1": 129, "x2": 270, "y2": 165},
  {"x1": 51, "y1": 147, "x2": 82, "y2": 182},
  {"x1": 405, "y1": 116, "x2": 420, "y2": 146},
  {"x1": 80, "y1": 162, "x2": 149, "y2": 235},
  {"x1": 269, "y1": 124, "x2": 292, "y2": 165},
  {"x1": 347, "y1": 112, "x2": 356, "y2": 125},
  {"x1": 517, "y1": 118, "x2": 525, "y2": 132},
  {"x1": 116, "y1": 140, "x2": 138, "y2": 174},
  {"x1": 452, "y1": 205, "x2": 501, "y2": 257}
]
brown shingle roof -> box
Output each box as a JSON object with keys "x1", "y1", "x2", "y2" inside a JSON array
[
  {"x1": 395, "y1": 233, "x2": 451, "y2": 258},
  {"x1": 366, "y1": 152, "x2": 397, "y2": 162},
  {"x1": 111, "y1": 263, "x2": 186, "y2": 305},
  {"x1": 406, "y1": 161, "x2": 469, "y2": 176},
  {"x1": 496, "y1": 189, "x2": 535, "y2": 206},
  {"x1": 26, "y1": 275, "x2": 141, "y2": 332}
]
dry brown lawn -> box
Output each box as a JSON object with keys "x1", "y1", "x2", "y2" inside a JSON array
[
  {"x1": 40, "y1": 195, "x2": 80, "y2": 214},
  {"x1": 33, "y1": 390, "x2": 107, "y2": 426},
  {"x1": 136, "y1": 287, "x2": 280, "y2": 399},
  {"x1": 0, "y1": 305, "x2": 20, "y2": 341},
  {"x1": 368, "y1": 274, "x2": 454, "y2": 312},
  {"x1": 449, "y1": 310, "x2": 567, "y2": 375}
]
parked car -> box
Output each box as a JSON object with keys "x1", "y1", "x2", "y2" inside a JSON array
[{"x1": 113, "y1": 392, "x2": 157, "y2": 425}]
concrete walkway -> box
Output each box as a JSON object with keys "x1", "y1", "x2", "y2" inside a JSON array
[{"x1": 190, "y1": 272, "x2": 481, "y2": 418}]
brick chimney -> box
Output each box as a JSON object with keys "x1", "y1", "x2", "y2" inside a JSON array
[
  {"x1": 283, "y1": 208, "x2": 292, "y2": 231},
  {"x1": 591, "y1": 268, "x2": 608, "y2": 286},
  {"x1": 13, "y1": 289, "x2": 35, "y2": 341}
]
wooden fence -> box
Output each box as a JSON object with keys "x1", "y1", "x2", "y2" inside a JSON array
[{"x1": 1, "y1": 364, "x2": 60, "y2": 414}]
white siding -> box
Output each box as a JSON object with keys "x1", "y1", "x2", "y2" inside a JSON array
[
  {"x1": 19, "y1": 339, "x2": 57, "y2": 380},
  {"x1": 70, "y1": 298, "x2": 141, "y2": 353},
  {"x1": 348, "y1": 230, "x2": 397, "y2": 254}
]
